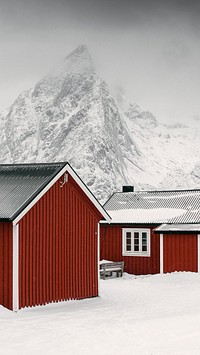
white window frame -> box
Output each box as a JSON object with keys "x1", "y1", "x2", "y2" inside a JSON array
[{"x1": 122, "y1": 228, "x2": 151, "y2": 257}]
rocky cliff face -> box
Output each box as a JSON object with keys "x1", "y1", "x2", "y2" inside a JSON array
[{"x1": 0, "y1": 45, "x2": 200, "y2": 202}]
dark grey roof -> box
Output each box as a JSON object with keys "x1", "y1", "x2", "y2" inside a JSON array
[
  {"x1": 0, "y1": 162, "x2": 67, "y2": 221},
  {"x1": 104, "y1": 189, "x2": 200, "y2": 224}
]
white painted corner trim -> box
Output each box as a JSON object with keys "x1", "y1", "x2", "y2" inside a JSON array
[
  {"x1": 160, "y1": 233, "x2": 163, "y2": 274},
  {"x1": 13, "y1": 224, "x2": 19, "y2": 312},
  {"x1": 198, "y1": 234, "x2": 200, "y2": 273},
  {"x1": 97, "y1": 222, "x2": 100, "y2": 296}
]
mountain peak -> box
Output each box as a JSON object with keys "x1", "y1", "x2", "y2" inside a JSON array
[
  {"x1": 44, "y1": 45, "x2": 95, "y2": 82},
  {"x1": 66, "y1": 44, "x2": 90, "y2": 59},
  {"x1": 62, "y1": 44, "x2": 95, "y2": 75},
  {"x1": 1, "y1": 45, "x2": 200, "y2": 203},
  {"x1": 32, "y1": 44, "x2": 96, "y2": 100}
]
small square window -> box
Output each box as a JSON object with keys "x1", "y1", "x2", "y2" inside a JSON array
[{"x1": 122, "y1": 229, "x2": 150, "y2": 256}]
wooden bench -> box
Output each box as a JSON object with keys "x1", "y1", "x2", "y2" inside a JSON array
[{"x1": 100, "y1": 261, "x2": 124, "y2": 280}]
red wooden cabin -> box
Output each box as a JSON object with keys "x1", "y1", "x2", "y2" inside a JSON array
[
  {"x1": 0, "y1": 162, "x2": 110, "y2": 311},
  {"x1": 100, "y1": 187, "x2": 200, "y2": 275}
]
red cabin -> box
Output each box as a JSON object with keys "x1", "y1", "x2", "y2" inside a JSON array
[
  {"x1": 0, "y1": 162, "x2": 110, "y2": 311},
  {"x1": 100, "y1": 187, "x2": 200, "y2": 275}
]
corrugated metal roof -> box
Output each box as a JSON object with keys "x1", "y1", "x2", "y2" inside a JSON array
[
  {"x1": 0, "y1": 163, "x2": 67, "y2": 221},
  {"x1": 104, "y1": 189, "x2": 200, "y2": 224},
  {"x1": 154, "y1": 223, "x2": 200, "y2": 233}
]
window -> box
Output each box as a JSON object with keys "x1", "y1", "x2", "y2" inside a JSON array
[{"x1": 122, "y1": 228, "x2": 150, "y2": 256}]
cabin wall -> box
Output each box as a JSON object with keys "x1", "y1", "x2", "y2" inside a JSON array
[
  {"x1": 0, "y1": 223, "x2": 13, "y2": 310},
  {"x1": 18, "y1": 172, "x2": 101, "y2": 309},
  {"x1": 163, "y1": 233, "x2": 198, "y2": 273},
  {"x1": 100, "y1": 224, "x2": 160, "y2": 275}
]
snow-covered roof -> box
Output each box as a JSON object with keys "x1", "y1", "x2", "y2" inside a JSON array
[
  {"x1": 155, "y1": 223, "x2": 200, "y2": 233},
  {"x1": 104, "y1": 189, "x2": 200, "y2": 224},
  {"x1": 106, "y1": 208, "x2": 187, "y2": 224}
]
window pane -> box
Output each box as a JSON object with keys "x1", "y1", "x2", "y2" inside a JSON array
[
  {"x1": 142, "y1": 232, "x2": 147, "y2": 252},
  {"x1": 134, "y1": 232, "x2": 139, "y2": 251},
  {"x1": 126, "y1": 232, "x2": 132, "y2": 251}
]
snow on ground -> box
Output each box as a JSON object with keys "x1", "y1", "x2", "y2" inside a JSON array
[{"x1": 1, "y1": 272, "x2": 200, "y2": 354}]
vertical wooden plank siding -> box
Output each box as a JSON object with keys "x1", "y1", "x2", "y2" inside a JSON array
[
  {"x1": 100, "y1": 224, "x2": 160, "y2": 275},
  {"x1": 163, "y1": 234, "x2": 198, "y2": 273},
  {"x1": 18, "y1": 173, "x2": 101, "y2": 309},
  {"x1": 0, "y1": 223, "x2": 13, "y2": 310}
]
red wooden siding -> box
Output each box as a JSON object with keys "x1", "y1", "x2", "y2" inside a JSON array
[
  {"x1": 100, "y1": 224, "x2": 160, "y2": 275},
  {"x1": 163, "y1": 233, "x2": 198, "y2": 273},
  {"x1": 0, "y1": 223, "x2": 13, "y2": 310},
  {"x1": 18, "y1": 172, "x2": 102, "y2": 309}
]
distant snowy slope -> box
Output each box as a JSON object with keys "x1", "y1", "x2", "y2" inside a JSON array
[
  {"x1": 116, "y1": 89, "x2": 200, "y2": 191},
  {"x1": 0, "y1": 45, "x2": 200, "y2": 202}
]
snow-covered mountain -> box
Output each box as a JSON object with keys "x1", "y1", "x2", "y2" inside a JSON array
[{"x1": 0, "y1": 45, "x2": 200, "y2": 202}]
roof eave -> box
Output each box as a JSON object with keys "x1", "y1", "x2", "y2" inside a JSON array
[
  {"x1": 10, "y1": 162, "x2": 68, "y2": 223},
  {"x1": 11, "y1": 162, "x2": 111, "y2": 225},
  {"x1": 66, "y1": 164, "x2": 111, "y2": 222},
  {"x1": 154, "y1": 229, "x2": 200, "y2": 234},
  {"x1": 100, "y1": 220, "x2": 160, "y2": 225},
  {"x1": 154, "y1": 223, "x2": 200, "y2": 233},
  {"x1": 0, "y1": 217, "x2": 12, "y2": 223}
]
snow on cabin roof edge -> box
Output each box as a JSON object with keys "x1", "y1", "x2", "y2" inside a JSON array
[
  {"x1": 103, "y1": 188, "x2": 200, "y2": 224},
  {"x1": 154, "y1": 223, "x2": 200, "y2": 233}
]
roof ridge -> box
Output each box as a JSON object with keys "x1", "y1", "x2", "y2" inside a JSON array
[
  {"x1": 0, "y1": 162, "x2": 67, "y2": 167},
  {"x1": 112, "y1": 188, "x2": 200, "y2": 194}
]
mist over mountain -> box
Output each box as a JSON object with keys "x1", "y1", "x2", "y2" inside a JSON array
[{"x1": 0, "y1": 45, "x2": 200, "y2": 203}]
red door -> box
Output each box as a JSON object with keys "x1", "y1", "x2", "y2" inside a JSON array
[{"x1": 163, "y1": 233, "x2": 198, "y2": 273}]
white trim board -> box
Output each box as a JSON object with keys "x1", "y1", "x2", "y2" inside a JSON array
[
  {"x1": 97, "y1": 222, "x2": 100, "y2": 296},
  {"x1": 13, "y1": 224, "x2": 19, "y2": 312},
  {"x1": 160, "y1": 233, "x2": 163, "y2": 274},
  {"x1": 13, "y1": 164, "x2": 111, "y2": 225},
  {"x1": 198, "y1": 234, "x2": 200, "y2": 273},
  {"x1": 67, "y1": 165, "x2": 111, "y2": 223}
]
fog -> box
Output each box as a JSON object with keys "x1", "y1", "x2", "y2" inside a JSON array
[{"x1": 1, "y1": 0, "x2": 200, "y2": 123}]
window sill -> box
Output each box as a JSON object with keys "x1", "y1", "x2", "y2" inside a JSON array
[{"x1": 122, "y1": 252, "x2": 151, "y2": 257}]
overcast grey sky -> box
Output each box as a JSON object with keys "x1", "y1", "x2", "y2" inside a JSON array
[{"x1": 1, "y1": 0, "x2": 200, "y2": 123}]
